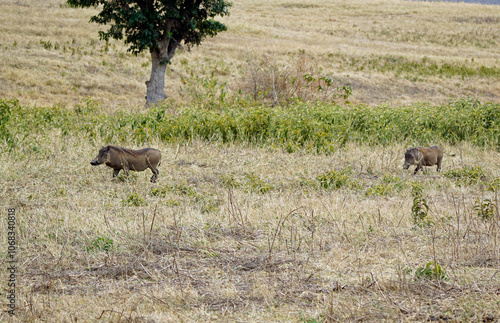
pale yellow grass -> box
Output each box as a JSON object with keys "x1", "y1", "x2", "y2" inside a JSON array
[
  {"x1": 1, "y1": 134, "x2": 499, "y2": 321},
  {"x1": 1, "y1": 0, "x2": 500, "y2": 321},
  {"x1": 0, "y1": 0, "x2": 499, "y2": 108}
]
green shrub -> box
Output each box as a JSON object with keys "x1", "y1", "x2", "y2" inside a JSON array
[
  {"x1": 473, "y1": 198, "x2": 498, "y2": 221},
  {"x1": 164, "y1": 199, "x2": 181, "y2": 207},
  {"x1": 220, "y1": 173, "x2": 240, "y2": 188},
  {"x1": 122, "y1": 193, "x2": 147, "y2": 206},
  {"x1": 244, "y1": 172, "x2": 273, "y2": 194},
  {"x1": 86, "y1": 236, "x2": 114, "y2": 252},
  {"x1": 366, "y1": 183, "x2": 392, "y2": 196},
  {"x1": 151, "y1": 182, "x2": 197, "y2": 197},
  {"x1": 487, "y1": 177, "x2": 500, "y2": 192},
  {"x1": 415, "y1": 261, "x2": 448, "y2": 281},
  {"x1": 411, "y1": 182, "x2": 432, "y2": 228},
  {"x1": 316, "y1": 168, "x2": 353, "y2": 190}
]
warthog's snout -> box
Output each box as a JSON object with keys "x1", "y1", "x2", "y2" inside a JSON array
[
  {"x1": 403, "y1": 162, "x2": 411, "y2": 170},
  {"x1": 90, "y1": 159, "x2": 99, "y2": 166}
]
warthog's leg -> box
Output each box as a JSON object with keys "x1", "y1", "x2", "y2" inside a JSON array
[
  {"x1": 113, "y1": 169, "x2": 121, "y2": 178},
  {"x1": 413, "y1": 164, "x2": 422, "y2": 175},
  {"x1": 436, "y1": 158, "x2": 442, "y2": 172},
  {"x1": 150, "y1": 168, "x2": 159, "y2": 183}
]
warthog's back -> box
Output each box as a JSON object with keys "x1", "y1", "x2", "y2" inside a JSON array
[
  {"x1": 417, "y1": 146, "x2": 443, "y2": 166},
  {"x1": 110, "y1": 146, "x2": 161, "y2": 171}
]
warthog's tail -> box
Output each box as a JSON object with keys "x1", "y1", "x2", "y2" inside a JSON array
[{"x1": 444, "y1": 152, "x2": 456, "y2": 157}]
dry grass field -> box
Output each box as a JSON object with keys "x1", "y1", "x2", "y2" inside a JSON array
[
  {"x1": 0, "y1": 0, "x2": 499, "y2": 108},
  {"x1": 1, "y1": 132, "x2": 500, "y2": 322},
  {"x1": 1, "y1": 0, "x2": 500, "y2": 322}
]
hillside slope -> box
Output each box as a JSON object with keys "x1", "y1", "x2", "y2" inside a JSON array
[{"x1": 0, "y1": 0, "x2": 499, "y2": 108}]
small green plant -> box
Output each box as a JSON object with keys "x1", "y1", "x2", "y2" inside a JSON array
[
  {"x1": 123, "y1": 193, "x2": 147, "y2": 206},
  {"x1": 169, "y1": 183, "x2": 198, "y2": 196},
  {"x1": 220, "y1": 173, "x2": 240, "y2": 188},
  {"x1": 415, "y1": 261, "x2": 448, "y2": 281},
  {"x1": 86, "y1": 236, "x2": 114, "y2": 252},
  {"x1": 487, "y1": 177, "x2": 500, "y2": 192},
  {"x1": 443, "y1": 166, "x2": 486, "y2": 186},
  {"x1": 150, "y1": 187, "x2": 166, "y2": 197},
  {"x1": 151, "y1": 182, "x2": 207, "y2": 205},
  {"x1": 316, "y1": 168, "x2": 353, "y2": 190},
  {"x1": 244, "y1": 172, "x2": 273, "y2": 194},
  {"x1": 164, "y1": 199, "x2": 181, "y2": 207},
  {"x1": 365, "y1": 183, "x2": 392, "y2": 197},
  {"x1": 40, "y1": 39, "x2": 53, "y2": 50},
  {"x1": 473, "y1": 198, "x2": 498, "y2": 221},
  {"x1": 151, "y1": 182, "x2": 197, "y2": 198},
  {"x1": 411, "y1": 182, "x2": 432, "y2": 227}
]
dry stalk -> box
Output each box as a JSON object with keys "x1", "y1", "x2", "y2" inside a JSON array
[
  {"x1": 267, "y1": 207, "x2": 304, "y2": 262},
  {"x1": 227, "y1": 188, "x2": 246, "y2": 229},
  {"x1": 149, "y1": 204, "x2": 158, "y2": 242}
]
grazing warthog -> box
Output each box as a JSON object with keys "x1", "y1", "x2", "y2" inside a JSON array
[
  {"x1": 90, "y1": 145, "x2": 161, "y2": 182},
  {"x1": 403, "y1": 146, "x2": 454, "y2": 175}
]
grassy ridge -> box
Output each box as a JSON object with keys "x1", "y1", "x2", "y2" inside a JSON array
[{"x1": 1, "y1": 97, "x2": 499, "y2": 153}]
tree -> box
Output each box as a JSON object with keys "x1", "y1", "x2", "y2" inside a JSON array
[{"x1": 67, "y1": 0, "x2": 231, "y2": 105}]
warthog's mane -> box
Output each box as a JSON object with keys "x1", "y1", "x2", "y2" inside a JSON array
[{"x1": 108, "y1": 145, "x2": 139, "y2": 158}]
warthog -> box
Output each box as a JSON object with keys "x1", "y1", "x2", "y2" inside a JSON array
[
  {"x1": 403, "y1": 146, "x2": 454, "y2": 175},
  {"x1": 90, "y1": 145, "x2": 161, "y2": 182}
]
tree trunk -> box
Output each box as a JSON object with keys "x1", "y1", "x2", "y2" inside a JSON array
[
  {"x1": 145, "y1": 37, "x2": 179, "y2": 106},
  {"x1": 145, "y1": 49, "x2": 169, "y2": 105}
]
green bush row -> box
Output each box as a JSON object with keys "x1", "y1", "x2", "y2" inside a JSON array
[{"x1": 1, "y1": 96, "x2": 499, "y2": 153}]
